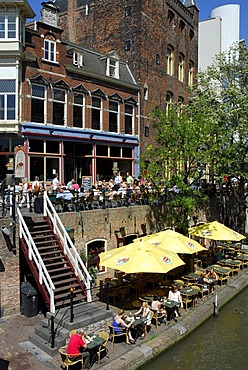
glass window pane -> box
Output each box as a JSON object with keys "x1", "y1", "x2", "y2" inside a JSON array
[
  {"x1": 74, "y1": 93, "x2": 84, "y2": 105},
  {"x1": 46, "y1": 141, "x2": 59, "y2": 153},
  {"x1": 29, "y1": 139, "x2": 44, "y2": 153},
  {"x1": 31, "y1": 99, "x2": 44, "y2": 123},
  {"x1": 125, "y1": 104, "x2": 133, "y2": 114},
  {"x1": 110, "y1": 146, "x2": 121, "y2": 157},
  {"x1": 54, "y1": 89, "x2": 65, "y2": 101},
  {"x1": 0, "y1": 80, "x2": 15, "y2": 93},
  {"x1": 96, "y1": 145, "x2": 108, "y2": 156},
  {"x1": 32, "y1": 85, "x2": 45, "y2": 98},
  {"x1": 92, "y1": 97, "x2": 101, "y2": 108},
  {"x1": 0, "y1": 95, "x2": 4, "y2": 119},
  {"x1": 7, "y1": 95, "x2": 15, "y2": 119},
  {"x1": 109, "y1": 101, "x2": 118, "y2": 111}
]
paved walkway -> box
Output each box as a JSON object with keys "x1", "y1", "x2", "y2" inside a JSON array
[{"x1": 0, "y1": 270, "x2": 247, "y2": 370}]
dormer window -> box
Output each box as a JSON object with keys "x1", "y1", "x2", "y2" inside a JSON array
[
  {"x1": 107, "y1": 58, "x2": 119, "y2": 78},
  {"x1": 0, "y1": 15, "x2": 16, "y2": 39},
  {"x1": 43, "y1": 36, "x2": 56, "y2": 62},
  {"x1": 73, "y1": 52, "x2": 83, "y2": 67}
]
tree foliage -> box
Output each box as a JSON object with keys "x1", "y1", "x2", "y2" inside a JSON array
[{"x1": 141, "y1": 42, "x2": 248, "y2": 233}]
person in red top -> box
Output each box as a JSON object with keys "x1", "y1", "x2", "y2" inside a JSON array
[{"x1": 66, "y1": 328, "x2": 91, "y2": 369}]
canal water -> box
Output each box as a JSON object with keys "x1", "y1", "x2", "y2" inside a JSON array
[{"x1": 139, "y1": 287, "x2": 248, "y2": 370}]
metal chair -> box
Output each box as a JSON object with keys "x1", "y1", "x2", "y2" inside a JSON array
[
  {"x1": 58, "y1": 345, "x2": 84, "y2": 370},
  {"x1": 181, "y1": 293, "x2": 193, "y2": 311}
]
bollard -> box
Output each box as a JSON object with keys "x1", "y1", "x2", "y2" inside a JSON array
[{"x1": 213, "y1": 293, "x2": 219, "y2": 316}]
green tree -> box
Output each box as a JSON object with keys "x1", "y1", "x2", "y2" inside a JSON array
[{"x1": 141, "y1": 42, "x2": 248, "y2": 234}]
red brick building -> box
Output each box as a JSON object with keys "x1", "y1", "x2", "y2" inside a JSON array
[
  {"x1": 0, "y1": 1, "x2": 140, "y2": 184},
  {"x1": 55, "y1": 0, "x2": 199, "y2": 154}
]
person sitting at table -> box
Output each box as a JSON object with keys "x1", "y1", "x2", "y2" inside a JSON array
[
  {"x1": 197, "y1": 273, "x2": 210, "y2": 285},
  {"x1": 112, "y1": 309, "x2": 135, "y2": 344},
  {"x1": 134, "y1": 301, "x2": 151, "y2": 338},
  {"x1": 151, "y1": 295, "x2": 166, "y2": 324},
  {"x1": 168, "y1": 284, "x2": 183, "y2": 319},
  {"x1": 206, "y1": 268, "x2": 219, "y2": 281},
  {"x1": 66, "y1": 328, "x2": 91, "y2": 369},
  {"x1": 206, "y1": 268, "x2": 219, "y2": 293}
]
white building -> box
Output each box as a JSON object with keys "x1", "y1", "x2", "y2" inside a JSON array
[{"x1": 198, "y1": 4, "x2": 240, "y2": 71}]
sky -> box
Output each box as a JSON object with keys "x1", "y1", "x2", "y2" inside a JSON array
[{"x1": 28, "y1": 1, "x2": 247, "y2": 42}]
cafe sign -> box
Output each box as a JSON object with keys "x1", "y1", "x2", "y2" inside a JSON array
[{"x1": 14, "y1": 146, "x2": 25, "y2": 178}]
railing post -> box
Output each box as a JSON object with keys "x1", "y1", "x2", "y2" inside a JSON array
[
  {"x1": 44, "y1": 190, "x2": 47, "y2": 217},
  {"x1": 106, "y1": 282, "x2": 110, "y2": 310},
  {"x1": 70, "y1": 287, "x2": 75, "y2": 323},
  {"x1": 50, "y1": 314, "x2": 55, "y2": 348}
]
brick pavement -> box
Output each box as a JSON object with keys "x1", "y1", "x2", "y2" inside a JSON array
[{"x1": 0, "y1": 270, "x2": 247, "y2": 370}]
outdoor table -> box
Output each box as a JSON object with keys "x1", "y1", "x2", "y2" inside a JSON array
[
  {"x1": 207, "y1": 265, "x2": 230, "y2": 275},
  {"x1": 56, "y1": 190, "x2": 74, "y2": 201},
  {"x1": 182, "y1": 273, "x2": 199, "y2": 285},
  {"x1": 125, "y1": 316, "x2": 146, "y2": 340},
  {"x1": 217, "y1": 259, "x2": 242, "y2": 272},
  {"x1": 234, "y1": 254, "x2": 248, "y2": 261},
  {"x1": 86, "y1": 335, "x2": 106, "y2": 365},
  {"x1": 180, "y1": 287, "x2": 199, "y2": 296},
  {"x1": 161, "y1": 299, "x2": 180, "y2": 322}
]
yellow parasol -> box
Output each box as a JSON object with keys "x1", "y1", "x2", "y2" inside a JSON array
[
  {"x1": 99, "y1": 241, "x2": 185, "y2": 274},
  {"x1": 133, "y1": 229, "x2": 205, "y2": 254},
  {"x1": 188, "y1": 221, "x2": 246, "y2": 241}
]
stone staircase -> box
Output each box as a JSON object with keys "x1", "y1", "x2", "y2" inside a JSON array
[{"x1": 29, "y1": 301, "x2": 114, "y2": 355}]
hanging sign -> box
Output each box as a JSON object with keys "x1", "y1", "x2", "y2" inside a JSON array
[{"x1": 15, "y1": 146, "x2": 25, "y2": 178}]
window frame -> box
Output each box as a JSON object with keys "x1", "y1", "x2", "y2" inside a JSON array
[
  {"x1": 166, "y1": 91, "x2": 173, "y2": 115},
  {"x1": 53, "y1": 87, "x2": 67, "y2": 126},
  {"x1": 91, "y1": 96, "x2": 102, "y2": 131},
  {"x1": 73, "y1": 52, "x2": 83, "y2": 68},
  {"x1": 0, "y1": 79, "x2": 16, "y2": 121},
  {"x1": 166, "y1": 45, "x2": 174, "y2": 76},
  {"x1": 73, "y1": 92, "x2": 85, "y2": 128},
  {"x1": 178, "y1": 53, "x2": 185, "y2": 82},
  {"x1": 188, "y1": 60, "x2": 194, "y2": 86},
  {"x1": 0, "y1": 14, "x2": 17, "y2": 39},
  {"x1": 124, "y1": 103, "x2": 134, "y2": 135},
  {"x1": 43, "y1": 38, "x2": 56, "y2": 63},
  {"x1": 31, "y1": 84, "x2": 46, "y2": 124},
  {"x1": 108, "y1": 100, "x2": 119, "y2": 133},
  {"x1": 106, "y1": 58, "x2": 119, "y2": 78}
]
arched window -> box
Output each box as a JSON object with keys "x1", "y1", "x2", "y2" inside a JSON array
[
  {"x1": 166, "y1": 45, "x2": 174, "y2": 76},
  {"x1": 166, "y1": 91, "x2": 173, "y2": 114},
  {"x1": 86, "y1": 239, "x2": 106, "y2": 273},
  {"x1": 188, "y1": 60, "x2": 194, "y2": 86},
  {"x1": 178, "y1": 53, "x2": 185, "y2": 82}
]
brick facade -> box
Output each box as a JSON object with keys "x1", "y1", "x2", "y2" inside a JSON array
[
  {"x1": 56, "y1": 0, "x2": 199, "y2": 154},
  {"x1": 0, "y1": 205, "x2": 158, "y2": 316}
]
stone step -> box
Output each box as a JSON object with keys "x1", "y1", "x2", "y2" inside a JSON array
[{"x1": 28, "y1": 333, "x2": 61, "y2": 356}]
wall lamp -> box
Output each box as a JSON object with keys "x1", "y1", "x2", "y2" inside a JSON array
[
  {"x1": 90, "y1": 134, "x2": 94, "y2": 139},
  {"x1": 122, "y1": 138, "x2": 126, "y2": 142},
  {"x1": 49, "y1": 129, "x2": 54, "y2": 135}
]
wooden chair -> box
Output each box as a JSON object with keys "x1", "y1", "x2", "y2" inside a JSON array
[
  {"x1": 196, "y1": 283, "x2": 209, "y2": 298},
  {"x1": 181, "y1": 293, "x2": 193, "y2": 311},
  {"x1": 218, "y1": 267, "x2": 231, "y2": 285},
  {"x1": 97, "y1": 332, "x2": 109, "y2": 364},
  {"x1": 151, "y1": 309, "x2": 166, "y2": 329},
  {"x1": 144, "y1": 310, "x2": 154, "y2": 335},
  {"x1": 58, "y1": 346, "x2": 84, "y2": 370},
  {"x1": 189, "y1": 285, "x2": 201, "y2": 307},
  {"x1": 174, "y1": 279, "x2": 185, "y2": 288},
  {"x1": 108, "y1": 324, "x2": 128, "y2": 347}
]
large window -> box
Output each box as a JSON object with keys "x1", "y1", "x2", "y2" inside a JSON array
[
  {"x1": 86, "y1": 240, "x2": 106, "y2": 273},
  {"x1": 0, "y1": 80, "x2": 15, "y2": 120},
  {"x1": 44, "y1": 37, "x2": 56, "y2": 62},
  {"x1": 109, "y1": 100, "x2": 119, "y2": 132},
  {"x1": 0, "y1": 15, "x2": 16, "y2": 39},
  {"x1": 31, "y1": 84, "x2": 46, "y2": 123},
  {"x1": 124, "y1": 104, "x2": 133, "y2": 134},
  {"x1": 166, "y1": 91, "x2": 173, "y2": 114},
  {"x1": 188, "y1": 60, "x2": 194, "y2": 86},
  {"x1": 73, "y1": 92, "x2": 84, "y2": 128},
  {"x1": 91, "y1": 96, "x2": 102, "y2": 130},
  {"x1": 166, "y1": 45, "x2": 174, "y2": 76},
  {"x1": 178, "y1": 53, "x2": 185, "y2": 82},
  {"x1": 53, "y1": 88, "x2": 66, "y2": 125}
]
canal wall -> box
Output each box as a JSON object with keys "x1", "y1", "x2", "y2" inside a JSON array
[{"x1": 98, "y1": 270, "x2": 248, "y2": 370}]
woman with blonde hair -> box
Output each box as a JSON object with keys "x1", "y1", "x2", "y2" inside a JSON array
[{"x1": 134, "y1": 301, "x2": 151, "y2": 338}]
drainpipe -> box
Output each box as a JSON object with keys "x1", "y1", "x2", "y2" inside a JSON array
[{"x1": 137, "y1": 88, "x2": 141, "y2": 177}]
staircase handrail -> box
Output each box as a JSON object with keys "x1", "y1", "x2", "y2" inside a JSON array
[
  {"x1": 17, "y1": 207, "x2": 56, "y2": 313},
  {"x1": 43, "y1": 191, "x2": 92, "y2": 302}
]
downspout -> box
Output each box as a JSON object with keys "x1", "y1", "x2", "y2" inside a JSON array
[{"x1": 137, "y1": 88, "x2": 141, "y2": 177}]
